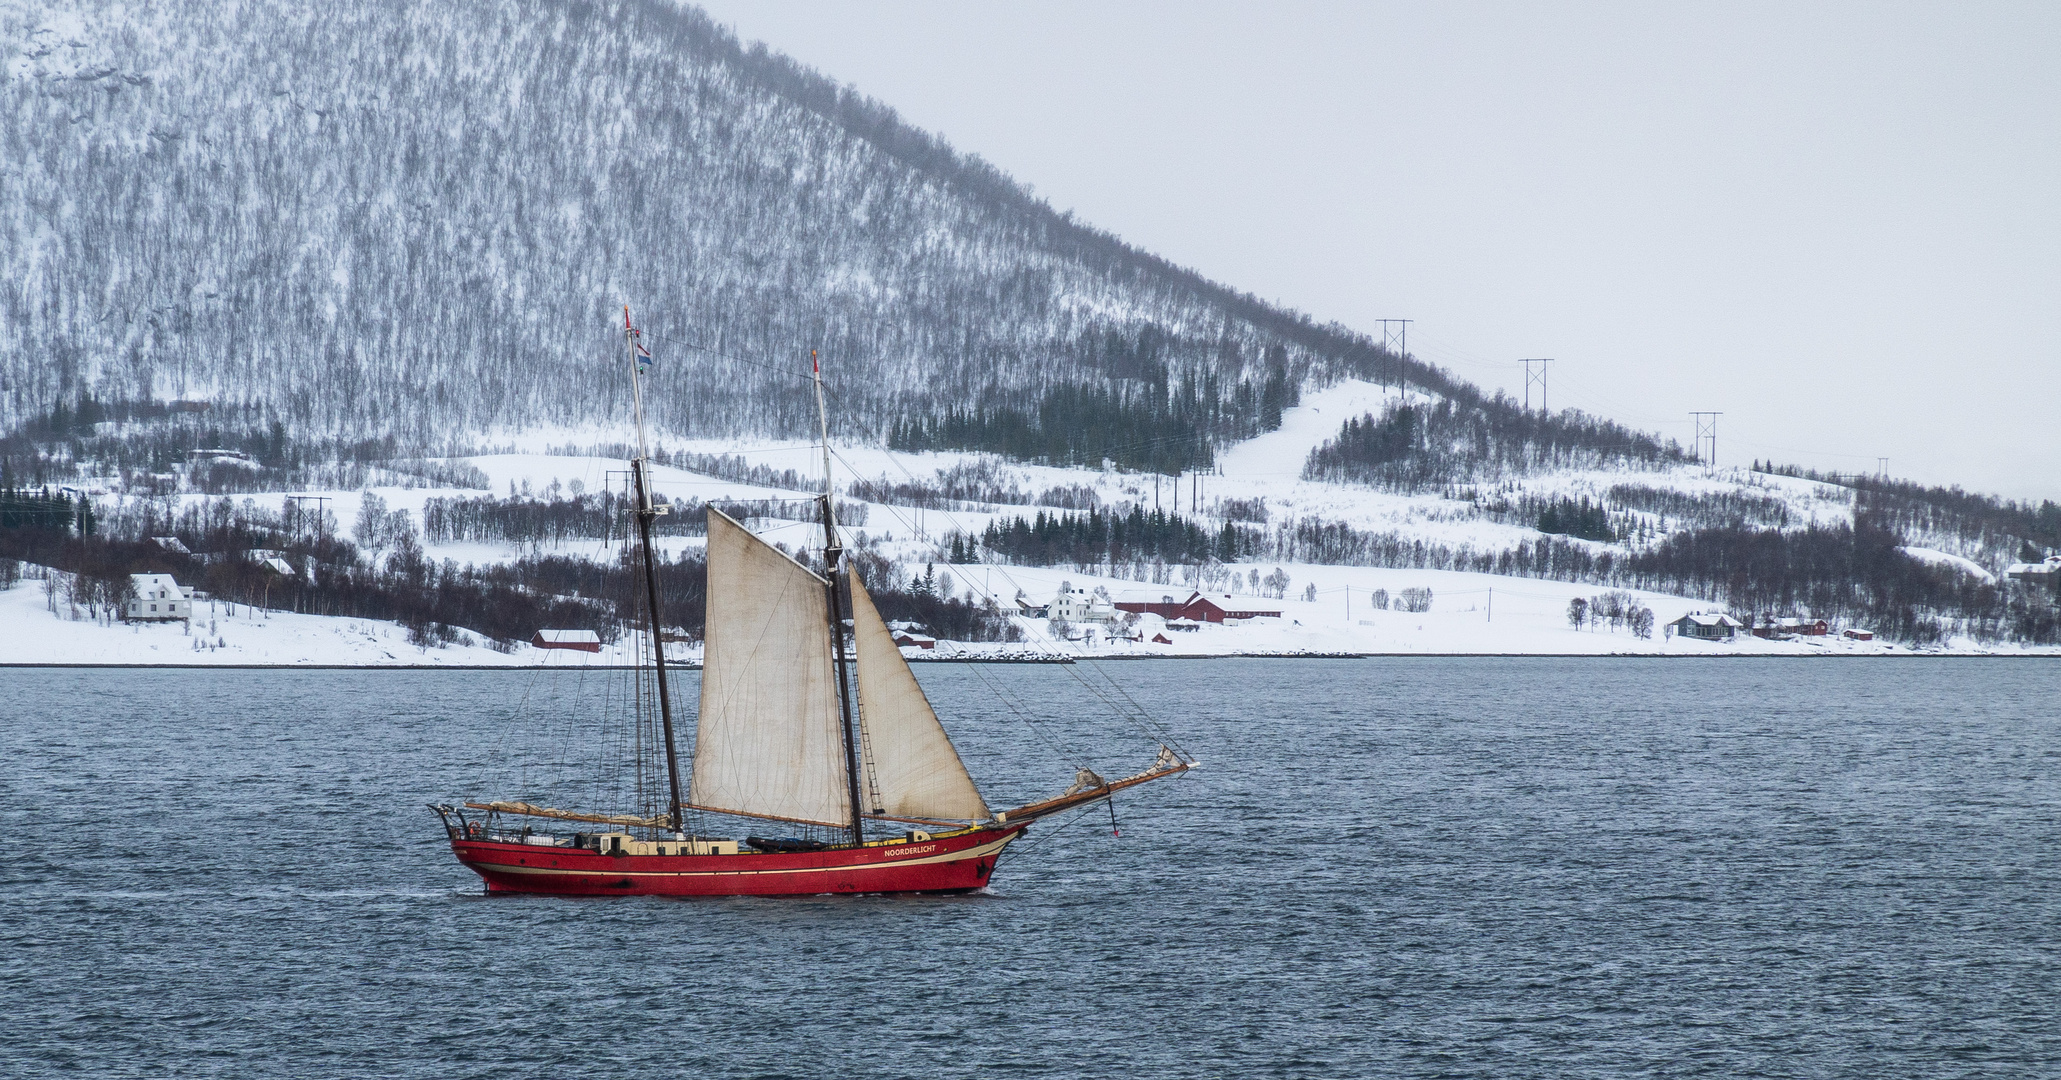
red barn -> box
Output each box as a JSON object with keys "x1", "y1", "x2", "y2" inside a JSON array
[
  {"x1": 1114, "y1": 593, "x2": 1190, "y2": 619},
  {"x1": 891, "y1": 630, "x2": 937, "y2": 650},
  {"x1": 1115, "y1": 590, "x2": 1281, "y2": 624},
  {"x1": 532, "y1": 629, "x2": 602, "y2": 653}
]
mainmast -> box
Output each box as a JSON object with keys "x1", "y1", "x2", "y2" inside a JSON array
[
  {"x1": 625, "y1": 305, "x2": 686, "y2": 831},
  {"x1": 813, "y1": 349, "x2": 866, "y2": 847}
]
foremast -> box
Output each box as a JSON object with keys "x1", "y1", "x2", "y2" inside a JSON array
[
  {"x1": 813, "y1": 349, "x2": 867, "y2": 847},
  {"x1": 625, "y1": 305, "x2": 686, "y2": 831}
]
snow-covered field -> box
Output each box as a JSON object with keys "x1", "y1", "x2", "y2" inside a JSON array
[
  {"x1": 5, "y1": 556, "x2": 2038, "y2": 667},
  {"x1": 0, "y1": 576, "x2": 584, "y2": 666},
  {"x1": 932, "y1": 561, "x2": 2024, "y2": 658}
]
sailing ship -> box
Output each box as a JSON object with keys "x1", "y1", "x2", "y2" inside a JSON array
[{"x1": 432, "y1": 309, "x2": 1195, "y2": 896}]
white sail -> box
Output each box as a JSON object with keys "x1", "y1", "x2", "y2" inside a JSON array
[
  {"x1": 691, "y1": 510, "x2": 851, "y2": 827},
  {"x1": 849, "y1": 575, "x2": 991, "y2": 821}
]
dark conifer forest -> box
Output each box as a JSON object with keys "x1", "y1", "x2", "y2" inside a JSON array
[{"x1": 1303, "y1": 400, "x2": 1687, "y2": 490}]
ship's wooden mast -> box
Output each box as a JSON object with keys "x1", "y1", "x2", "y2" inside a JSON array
[
  {"x1": 813, "y1": 349, "x2": 866, "y2": 847},
  {"x1": 626, "y1": 306, "x2": 686, "y2": 831}
]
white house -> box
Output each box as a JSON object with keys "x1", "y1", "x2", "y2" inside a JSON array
[
  {"x1": 1668, "y1": 611, "x2": 1743, "y2": 641},
  {"x1": 2006, "y1": 554, "x2": 2061, "y2": 582},
  {"x1": 126, "y1": 574, "x2": 195, "y2": 622},
  {"x1": 1049, "y1": 587, "x2": 1117, "y2": 624}
]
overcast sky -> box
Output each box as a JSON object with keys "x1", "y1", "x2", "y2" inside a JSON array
[{"x1": 692, "y1": 1, "x2": 2059, "y2": 502}]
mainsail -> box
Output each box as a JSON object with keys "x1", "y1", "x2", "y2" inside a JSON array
[
  {"x1": 848, "y1": 576, "x2": 991, "y2": 821},
  {"x1": 691, "y1": 509, "x2": 850, "y2": 827}
]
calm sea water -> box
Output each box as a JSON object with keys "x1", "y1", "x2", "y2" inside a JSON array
[{"x1": 1, "y1": 659, "x2": 2056, "y2": 1078}]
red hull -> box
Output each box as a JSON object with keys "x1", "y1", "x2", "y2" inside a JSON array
[{"x1": 451, "y1": 824, "x2": 1027, "y2": 897}]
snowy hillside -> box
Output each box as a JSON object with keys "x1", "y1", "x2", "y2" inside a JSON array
[
  {"x1": 17, "y1": 377, "x2": 2048, "y2": 663},
  {"x1": 0, "y1": 0, "x2": 1426, "y2": 449}
]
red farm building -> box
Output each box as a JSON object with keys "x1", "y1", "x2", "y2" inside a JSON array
[
  {"x1": 532, "y1": 629, "x2": 603, "y2": 653},
  {"x1": 1115, "y1": 591, "x2": 1282, "y2": 624}
]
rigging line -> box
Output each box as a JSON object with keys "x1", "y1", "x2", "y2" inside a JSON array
[
  {"x1": 1077, "y1": 653, "x2": 1188, "y2": 755},
  {"x1": 647, "y1": 487, "x2": 823, "y2": 507},
  {"x1": 565, "y1": 653, "x2": 596, "y2": 799},
  {"x1": 630, "y1": 329, "x2": 817, "y2": 383},
  {"x1": 853, "y1": 508, "x2": 1165, "y2": 751},
  {"x1": 881, "y1": 429, "x2": 1228, "y2": 467},
  {"x1": 510, "y1": 649, "x2": 550, "y2": 795},
  {"x1": 1010, "y1": 797, "x2": 1118, "y2": 848},
  {"x1": 961, "y1": 659, "x2": 1086, "y2": 770},
  {"x1": 1065, "y1": 651, "x2": 1185, "y2": 755},
  {"x1": 824, "y1": 448, "x2": 1181, "y2": 763},
  {"x1": 918, "y1": 554, "x2": 1172, "y2": 760},
  {"x1": 820, "y1": 498, "x2": 1087, "y2": 765},
  {"x1": 659, "y1": 441, "x2": 827, "y2": 456},
  {"x1": 924, "y1": 558, "x2": 1168, "y2": 746},
  {"x1": 854, "y1": 576, "x2": 1082, "y2": 764}
]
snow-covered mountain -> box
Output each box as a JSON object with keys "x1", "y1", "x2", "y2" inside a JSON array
[{"x1": 2, "y1": 0, "x2": 1403, "y2": 447}]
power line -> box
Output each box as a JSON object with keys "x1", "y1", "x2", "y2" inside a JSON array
[
  {"x1": 1690, "y1": 412, "x2": 1723, "y2": 471},
  {"x1": 629, "y1": 328, "x2": 817, "y2": 383},
  {"x1": 1376, "y1": 319, "x2": 1413, "y2": 393},
  {"x1": 1519, "y1": 358, "x2": 1553, "y2": 413}
]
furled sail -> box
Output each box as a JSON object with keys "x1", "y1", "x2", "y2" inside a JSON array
[
  {"x1": 691, "y1": 510, "x2": 850, "y2": 827},
  {"x1": 848, "y1": 575, "x2": 991, "y2": 821}
]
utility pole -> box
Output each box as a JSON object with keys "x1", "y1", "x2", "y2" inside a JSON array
[
  {"x1": 285, "y1": 494, "x2": 330, "y2": 541},
  {"x1": 1877, "y1": 457, "x2": 1889, "y2": 479},
  {"x1": 1519, "y1": 359, "x2": 1553, "y2": 412},
  {"x1": 1690, "y1": 412, "x2": 1722, "y2": 472},
  {"x1": 1487, "y1": 585, "x2": 1492, "y2": 623},
  {"x1": 1377, "y1": 319, "x2": 1413, "y2": 394}
]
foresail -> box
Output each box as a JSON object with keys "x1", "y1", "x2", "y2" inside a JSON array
[
  {"x1": 691, "y1": 510, "x2": 851, "y2": 826},
  {"x1": 849, "y1": 575, "x2": 991, "y2": 821}
]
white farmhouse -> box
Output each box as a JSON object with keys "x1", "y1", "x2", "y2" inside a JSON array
[
  {"x1": 1049, "y1": 587, "x2": 1116, "y2": 624},
  {"x1": 125, "y1": 573, "x2": 195, "y2": 621}
]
